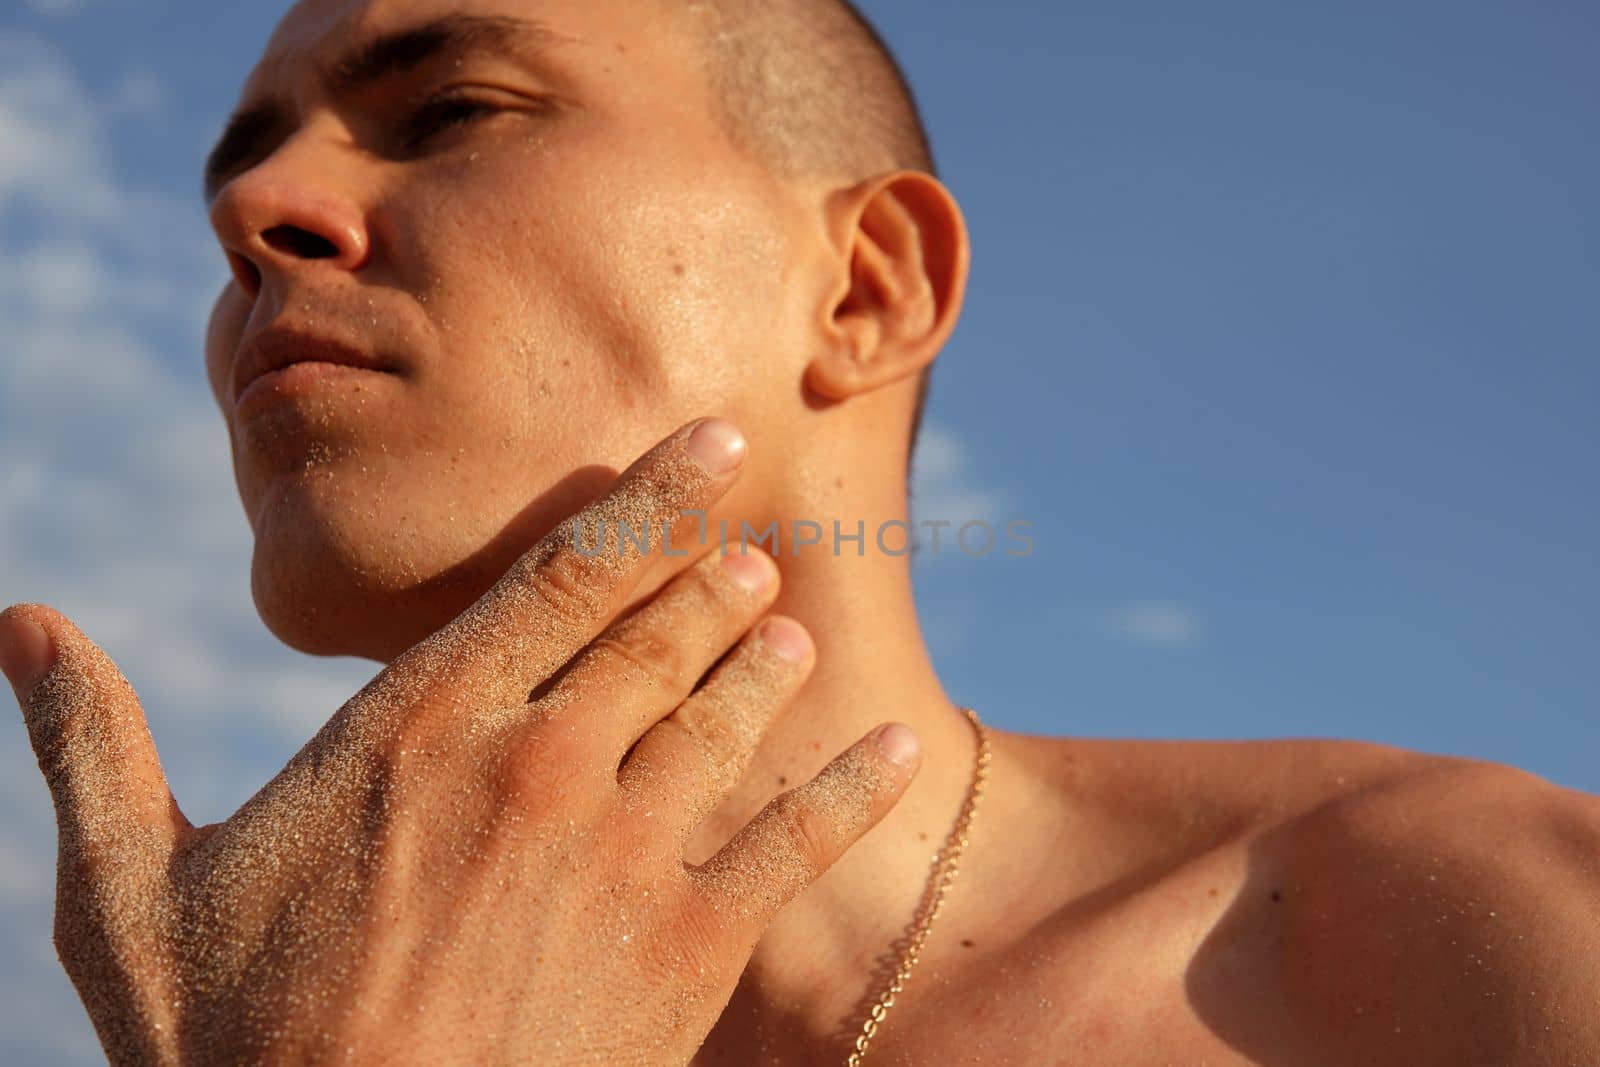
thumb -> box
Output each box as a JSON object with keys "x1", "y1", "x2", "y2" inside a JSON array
[
  {"x1": 0, "y1": 609, "x2": 52, "y2": 702},
  {"x1": 2, "y1": 604, "x2": 188, "y2": 863}
]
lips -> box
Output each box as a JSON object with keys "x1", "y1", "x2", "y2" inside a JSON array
[{"x1": 231, "y1": 326, "x2": 393, "y2": 406}]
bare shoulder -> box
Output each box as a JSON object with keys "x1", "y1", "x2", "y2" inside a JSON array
[
  {"x1": 998, "y1": 730, "x2": 1452, "y2": 846},
  {"x1": 1252, "y1": 754, "x2": 1600, "y2": 1063},
  {"x1": 1293, "y1": 751, "x2": 1600, "y2": 866},
  {"x1": 1279, "y1": 753, "x2": 1600, "y2": 942},
  {"x1": 996, "y1": 733, "x2": 1600, "y2": 1064},
  {"x1": 1009, "y1": 729, "x2": 1596, "y2": 854}
]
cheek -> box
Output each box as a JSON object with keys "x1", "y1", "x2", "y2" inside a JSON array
[
  {"x1": 378, "y1": 146, "x2": 648, "y2": 375},
  {"x1": 369, "y1": 137, "x2": 801, "y2": 466},
  {"x1": 649, "y1": 200, "x2": 796, "y2": 391}
]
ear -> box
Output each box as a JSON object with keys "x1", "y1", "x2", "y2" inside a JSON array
[{"x1": 807, "y1": 171, "x2": 970, "y2": 402}]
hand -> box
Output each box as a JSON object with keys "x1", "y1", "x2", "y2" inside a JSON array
[{"x1": 1, "y1": 418, "x2": 923, "y2": 1066}]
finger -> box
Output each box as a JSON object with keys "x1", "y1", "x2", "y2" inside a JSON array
[
  {"x1": 1, "y1": 604, "x2": 189, "y2": 870},
  {"x1": 383, "y1": 418, "x2": 747, "y2": 718},
  {"x1": 618, "y1": 615, "x2": 813, "y2": 834},
  {"x1": 687, "y1": 723, "x2": 920, "y2": 924},
  {"x1": 537, "y1": 547, "x2": 780, "y2": 758}
]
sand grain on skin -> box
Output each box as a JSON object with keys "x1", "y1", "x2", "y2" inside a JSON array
[{"x1": 33, "y1": 430, "x2": 762, "y2": 1063}]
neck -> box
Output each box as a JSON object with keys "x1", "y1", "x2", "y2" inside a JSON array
[{"x1": 683, "y1": 476, "x2": 989, "y2": 1052}]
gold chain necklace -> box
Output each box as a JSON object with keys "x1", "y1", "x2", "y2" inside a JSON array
[{"x1": 845, "y1": 706, "x2": 991, "y2": 1065}]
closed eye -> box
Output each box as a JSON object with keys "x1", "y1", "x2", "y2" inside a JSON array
[{"x1": 401, "y1": 93, "x2": 500, "y2": 151}]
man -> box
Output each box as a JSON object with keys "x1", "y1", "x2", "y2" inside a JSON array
[{"x1": 2, "y1": 0, "x2": 1596, "y2": 1062}]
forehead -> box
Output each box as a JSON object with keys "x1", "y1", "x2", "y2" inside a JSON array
[{"x1": 242, "y1": 0, "x2": 694, "y2": 102}]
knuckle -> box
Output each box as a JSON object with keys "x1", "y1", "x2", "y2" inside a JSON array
[
  {"x1": 667, "y1": 698, "x2": 744, "y2": 767},
  {"x1": 679, "y1": 677, "x2": 783, "y2": 760},
  {"x1": 590, "y1": 627, "x2": 688, "y2": 693},
  {"x1": 771, "y1": 793, "x2": 834, "y2": 876},
  {"x1": 495, "y1": 728, "x2": 593, "y2": 812},
  {"x1": 522, "y1": 547, "x2": 612, "y2": 623},
  {"x1": 645, "y1": 716, "x2": 723, "y2": 778},
  {"x1": 663, "y1": 556, "x2": 769, "y2": 647},
  {"x1": 381, "y1": 687, "x2": 468, "y2": 765},
  {"x1": 688, "y1": 554, "x2": 754, "y2": 609}
]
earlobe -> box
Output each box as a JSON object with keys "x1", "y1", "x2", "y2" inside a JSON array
[{"x1": 808, "y1": 170, "x2": 969, "y2": 403}]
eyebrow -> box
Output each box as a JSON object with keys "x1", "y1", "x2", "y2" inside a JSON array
[{"x1": 203, "y1": 14, "x2": 560, "y2": 200}]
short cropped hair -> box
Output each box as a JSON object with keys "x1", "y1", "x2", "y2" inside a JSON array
[{"x1": 683, "y1": 0, "x2": 940, "y2": 462}]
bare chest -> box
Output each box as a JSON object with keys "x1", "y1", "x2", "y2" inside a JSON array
[
  {"x1": 846, "y1": 922, "x2": 1259, "y2": 1066},
  {"x1": 695, "y1": 890, "x2": 1267, "y2": 1067}
]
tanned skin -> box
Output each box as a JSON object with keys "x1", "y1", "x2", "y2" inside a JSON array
[{"x1": 4, "y1": 1, "x2": 1596, "y2": 1063}]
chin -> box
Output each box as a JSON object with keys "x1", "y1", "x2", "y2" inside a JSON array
[
  {"x1": 248, "y1": 512, "x2": 513, "y2": 663},
  {"x1": 251, "y1": 554, "x2": 395, "y2": 661}
]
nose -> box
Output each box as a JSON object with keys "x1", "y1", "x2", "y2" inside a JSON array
[{"x1": 208, "y1": 129, "x2": 370, "y2": 301}]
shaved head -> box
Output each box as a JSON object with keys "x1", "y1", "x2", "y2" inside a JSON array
[
  {"x1": 684, "y1": 0, "x2": 939, "y2": 453},
  {"x1": 685, "y1": 0, "x2": 936, "y2": 180}
]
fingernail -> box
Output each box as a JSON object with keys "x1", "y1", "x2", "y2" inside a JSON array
[
  {"x1": 759, "y1": 617, "x2": 812, "y2": 663},
  {"x1": 0, "y1": 616, "x2": 51, "y2": 702},
  {"x1": 687, "y1": 419, "x2": 746, "y2": 474},
  {"x1": 721, "y1": 550, "x2": 774, "y2": 593},
  {"x1": 876, "y1": 723, "x2": 920, "y2": 767}
]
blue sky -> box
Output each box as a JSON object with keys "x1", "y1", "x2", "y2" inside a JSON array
[{"x1": 2, "y1": 1, "x2": 1596, "y2": 1061}]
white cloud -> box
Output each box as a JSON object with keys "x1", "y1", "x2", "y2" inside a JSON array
[
  {"x1": 0, "y1": 29, "x2": 373, "y2": 758},
  {"x1": 0, "y1": 36, "x2": 378, "y2": 1061},
  {"x1": 0, "y1": 38, "x2": 117, "y2": 221},
  {"x1": 1110, "y1": 603, "x2": 1204, "y2": 648},
  {"x1": 909, "y1": 422, "x2": 1010, "y2": 532}
]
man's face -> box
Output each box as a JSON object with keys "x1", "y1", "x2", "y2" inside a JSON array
[{"x1": 203, "y1": 0, "x2": 817, "y2": 660}]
